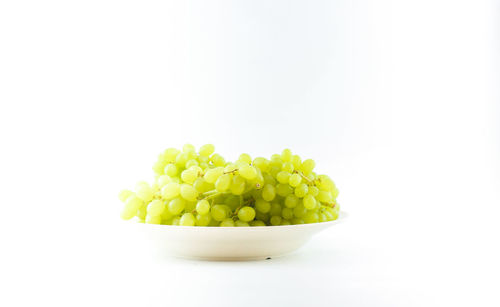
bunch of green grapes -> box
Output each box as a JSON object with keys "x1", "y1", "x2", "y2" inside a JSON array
[{"x1": 119, "y1": 144, "x2": 340, "y2": 226}]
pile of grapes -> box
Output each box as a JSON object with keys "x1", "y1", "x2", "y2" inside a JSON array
[{"x1": 119, "y1": 144, "x2": 340, "y2": 226}]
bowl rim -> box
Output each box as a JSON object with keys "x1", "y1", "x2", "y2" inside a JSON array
[{"x1": 130, "y1": 211, "x2": 347, "y2": 231}]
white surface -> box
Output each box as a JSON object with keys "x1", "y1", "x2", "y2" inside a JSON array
[
  {"x1": 0, "y1": 0, "x2": 499, "y2": 306},
  {"x1": 134, "y1": 213, "x2": 346, "y2": 260}
]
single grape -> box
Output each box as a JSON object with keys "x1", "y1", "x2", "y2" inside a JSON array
[
  {"x1": 284, "y1": 195, "x2": 299, "y2": 208},
  {"x1": 276, "y1": 183, "x2": 293, "y2": 197},
  {"x1": 124, "y1": 195, "x2": 143, "y2": 212},
  {"x1": 239, "y1": 165, "x2": 257, "y2": 180},
  {"x1": 230, "y1": 175, "x2": 246, "y2": 195},
  {"x1": 270, "y1": 216, "x2": 282, "y2": 226},
  {"x1": 153, "y1": 160, "x2": 166, "y2": 175},
  {"x1": 146, "y1": 214, "x2": 162, "y2": 224},
  {"x1": 220, "y1": 218, "x2": 235, "y2": 227},
  {"x1": 318, "y1": 213, "x2": 327, "y2": 223},
  {"x1": 250, "y1": 220, "x2": 266, "y2": 227},
  {"x1": 280, "y1": 219, "x2": 291, "y2": 226},
  {"x1": 210, "y1": 154, "x2": 225, "y2": 167},
  {"x1": 255, "y1": 211, "x2": 270, "y2": 223},
  {"x1": 196, "y1": 214, "x2": 211, "y2": 226},
  {"x1": 291, "y1": 218, "x2": 304, "y2": 224},
  {"x1": 147, "y1": 199, "x2": 165, "y2": 216},
  {"x1": 252, "y1": 157, "x2": 270, "y2": 172},
  {"x1": 171, "y1": 217, "x2": 180, "y2": 226},
  {"x1": 135, "y1": 183, "x2": 153, "y2": 203},
  {"x1": 181, "y1": 169, "x2": 198, "y2": 184},
  {"x1": 317, "y1": 191, "x2": 333, "y2": 203},
  {"x1": 281, "y1": 148, "x2": 292, "y2": 162},
  {"x1": 293, "y1": 205, "x2": 307, "y2": 218},
  {"x1": 180, "y1": 213, "x2": 196, "y2": 226},
  {"x1": 175, "y1": 152, "x2": 189, "y2": 167},
  {"x1": 193, "y1": 178, "x2": 212, "y2": 193},
  {"x1": 238, "y1": 153, "x2": 252, "y2": 164},
  {"x1": 237, "y1": 206, "x2": 256, "y2": 222},
  {"x1": 180, "y1": 184, "x2": 199, "y2": 201},
  {"x1": 303, "y1": 212, "x2": 319, "y2": 224},
  {"x1": 255, "y1": 199, "x2": 271, "y2": 213},
  {"x1": 308, "y1": 185, "x2": 319, "y2": 196},
  {"x1": 211, "y1": 205, "x2": 227, "y2": 221},
  {"x1": 282, "y1": 207, "x2": 294, "y2": 220},
  {"x1": 204, "y1": 167, "x2": 224, "y2": 183},
  {"x1": 301, "y1": 159, "x2": 315, "y2": 174},
  {"x1": 196, "y1": 199, "x2": 210, "y2": 215},
  {"x1": 164, "y1": 164, "x2": 178, "y2": 177},
  {"x1": 157, "y1": 175, "x2": 172, "y2": 188},
  {"x1": 136, "y1": 206, "x2": 147, "y2": 219},
  {"x1": 303, "y1": 195, "x2": 317, "y2": 210},
  {"x1": 270, "y1": 203, "x2": 282, "y2": 216},
  {"x1": 288, "y1": 174, "x2": 302, "y2": 187},
  {"x1": 199, "y1": 144, "x2": 215, "y2": 157},
  {"x1": 261, "y1": 184, "x2": 276, "y2": 201},
  {"x1": 120, "y1": 206, "x2": 136, "y2": 220},
  {"x1": 118, "y1": 189, "x2": 133, "y2": 202},
  {"x1": 294, "y1": 183, "x2": 309, "y2": 198},
  {"x1": 276, "y1": 171, "x2": 291, "y2": 184},
  {"x1": 282, "y1": 162, "x2": 294, "y2": 173},
  {"x1": 235, "y1": 220, "x2": 250, "y2": 227},
  {"x1": 263, "y1": 173, "x2": 276, "y2": 186},
  {"x1": 291, "y1": 155, "x2": 302, "y2": 169},
  {"x1": 183, "y1": 143, "x2": 196, "y2": 153},
  {"x1": 215, "y1": 174, "x2": 231, "y2": 192},
  {"x1": 185, "y1": 159, "x2": 199, "y2": 169},
  {"x1": 168, "y1": 198, "x2": 185, "y2": 215},
  {"x1": 161, "y1": 182, "x2": 180, "y2": 199}
]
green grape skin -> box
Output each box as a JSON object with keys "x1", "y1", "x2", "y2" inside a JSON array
[
  {"x1": 135, "y1": 183, "x2": 153, "y2": 203},
  {"x1": 210, "y1": 154, "x2": 226, "y2": 166},
  {"x1": 263, "y1": 173, "x2": 276, "y2": 186},
  {"x1": 146, "y1": 214, "x2": 162, "y2": 224},
  {"x1": 171, "y1": 217, "x2": 180, "y2": 226},
  {"x1": 261, "y1": 184, "x2": 276, "y2": 201},
  {"x1": 185, "y1": 159, "x2": 199, "y2": 169},
  {"x1": 157, "y1": 175, "x2": 172, "y2": 188},
  {"x1": 293, "y1": 205, "x2": 307, "y2": 218},
  {"x1": 250, "y1": 220, "x2": 266, "y2": 226},
  {"x1": 303, "y1": 212, "x2": 319, "y2": 224},
  {"x1": 282, "y1": 162, "x2": 294, "y2": 173},
  {"x1": 193, "y1": 178, "x2": 211, "y2": 193},
  {"x1": 238, "y1": 153, "x2": 252, "y2": 164},
  {"x1": 269, "y1": 166, "x2": 281, "y2": 178},
  {"x1": 124, "y1": 195, "x2": 143, "y2": 212},
  {"x1": 303, "y1": 195, "x2": 317, "y2": 210},
  {"x1": 294, "y1": 183, "x2": 309, "y2": 198},
  {"x1": 223, "y1": 195, "x2": 241, "y2": 211},
  {"x1": 291, "y1": 155, "x2": 302, "y2": 169},
  {"x1": 270, "y1": 203, "x2": 282, "y2": 216},
  {"x1": 301, "y1": 159, "x2": 316, "y2": 174},
  {"x1": 280, "y1": 219, "x2": 291, "y2": 226},
  {"x1": 164, "y1": 164, "x2": 178, "y2": 177},
  {"x1": 184, "y1": 201, "x2": 196, "y2": 213},
  {"x1": 161, "y1": 206, "x2": 173, "y2": 220},
  {"x1": 252, "y1": 157, "x2": 270, "y2": 172},
  {"x1": 168, "y1": 198, "x2": 186, "y2": 215},
  {"x1": 153, "y1": 160, "x2": 166, "y2": 175},
  {"x1": 276, "y1": 183, "x2": 293, "y2": 197},
  {"x1": 147, "y1": 200, "x2": 165, "y2": 216},
  {"x1": 284, "y1": 195, "x2": 299, "y2": 208},
  {"x1": 183, "y1": 143, "x2": 196, "y2": 153},
  {"x1": 136, "y1": 206, "x2": 147, "y2": 219},
  {"x1": 270, "y1": 216, "x2": 282, "y2": 226},
  {"x1": 120, "y1": 206, "x2": 137, "y2": 220},
  {"x1": 180, "y1": 184, "x2": 199, "y2": 202},
  {"x1": 204, "y1": 167, "x2": 224, "y2": 183},
  {"x1": 255, "y1": 199, "x2": 271, "y2": 213},
  {"x1": 282, "y1": 207, "x2": 294, "y2": 220},
  {"x1": 215, "y1": 174, "x2": 232, "y2": 192},
  {"x1": 196, "y1": 200, "x2": 210, "y2": 215},
  {"x1": 317, "y1": 191, "x2": 333, "y2": 203},
  {"x1": 281, "y1": 148, "x2": 292, "y2": 162},
  {"x1": 175, "y1": 152, "x2": 189, "y2": 167},
  {"x1": 180, "y1": 213, "x2": 196, "y2": 226},
  {"x1": 318, "y1": 213, "x2": 328, "y2": 223},
  {"x1": 308, "y1": 185, "x2": 319, "y2": 196},
  {"x1": 211, "y1": 205, "x2": 228, "y2": 221},
  {"x1": 161, "y1": 182, "x2": 180, "y2": 200},
  {"x1": 288, "y1": 174, "x2": 302, "y2": 187},
  {"x1": 199, "y1": 144, "x2": 215, "y2": 157},
  {"x1": 163, "y1": 148, "x2": 180, "y2": 162},
  {"x1": 255, "y1": 211, "x2": 269, "y2": 223},
  {"x1": 237, "y1": 206, "x2": 256, "y2": 222},
  {"x1": 181, "y1": 169, "x2": 198, "y2": 184},
  {"x1": 195, "y1": 214, "x2": 211, "y2": 226},
  {"x1": 291, "y1": 218, "x2": 304, "y2": 225},
  {"x1": 230, "y1": 175, "x2": 246, "y2": 195},
  {"x1": 118, "y1": 189, "x2": 133, "y2": 202},
  {"x1": 239, "y1": 165, "x2": 257, "y2": 180},
  {"x1": 235, "y1": 220, "x2": 250, "y2": 227},
  {"x1": 276, "y1": 171, "x2": 291, "y2": 184},
  {"x1": 220, "y1": 218, "x2": 235, "y2": 227}
]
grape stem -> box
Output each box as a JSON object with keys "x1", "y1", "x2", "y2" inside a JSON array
[
  {"x1": 223, "y1": 168, "x2": 239, "y2": 175},
  {"x1": 231, "y1": 198, "x2": 254, "y2": 218},
  {"x1": 294, "y1": 170, "x2": 314, "y2": 185}
]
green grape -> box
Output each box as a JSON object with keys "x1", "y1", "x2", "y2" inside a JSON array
[
  {"x1": 204, "y1": 167, "x2": 224, "y2": 183},
  {"x1": 181, "y1": 169, "x2": 198, "y2": 184},
  {"x1": 235, "y1": 220, "x2": 250, "y2": 227},
  {"x1": 180, "y1": 213, "x2": 196, "y2": 226},
  {"x1": 255, "y1": 199, "x2": 271, "y2": 213},
  {"x1": 215, "y1": 174, "x2": 231, "y2": 192},
  {"x1": 171, "y1": 217, "x2": 180, "y2": 226},
  {"x1": 195, "y1": 214, "x2": 211, "y2": 226},
  {"x1": 161, "y1": 206, "x2": 173, "y2": 220},
  {"x1": 239, "y1": 165, "x2": 257, "y2": 180},
  {"x1": 284, "y1": 195, "x2": 299, "y2": 208},
  {"x1": 276, "y1": 183, "x2": 293, "y2": 197},
  {"x1": 185, "y1": 201, "x2": 196, "y2": 212},
  {"x1": 161, "y1": 182, "x2": 180, "y2": 199},
  {"x1": 199, "y1": 162, "x2": 209, "y2": 169},
  {"x1": 317, "y1": 191, "x2": 333, "y2": 203},
  {"x1": 223, "y1": 195, "x2": 241, "y2": 210},
  {"x1": 210, "y1": 154, "x2": 225, "y2": 166},
  {"x1": 281, "y1": 148, "x2": 292, "y2": 162},
  {"x1": 146, "y1": 214, "x2": 162, "y2": 224},
  {"x1": 137, "y1": 218, "x2": 145, "y2": 223},
  {"x1": 301, "y1": 159, "x2": 315, "y2": 174},
  {"x1": 118, "y1": 189, "x2": 133, "y2": 202},
  {"x1": 294, "y1": 183, "x2": 308, "y2": 198},
  {"x1": 220, "y1": 218, "x2": 235, "y2": 227},
  {"x1": 303, "y1": 195, "x2": 317, "y2": 210},
  {"x1": 270, "y1": 216, "x2": 282, "y2": 226},
  {"x1": 270, "y1": 155, "x2": 283, "y2": 168},
  {"x1": 168, "y1": 198, "x2": 185, "y2": 215},
  {"x1": 120, "y1": 206, "x2": 136, "y2": 220},
  {"x1": 280, "y1": 219, "x2": 291, "y2": 226},
  {"x1": 238, "y1": 153, "x2": 252, "y2": 164},
  {"x1": 308, "y1": 185, "x2": 319, "y2": 196},
  {"x1": 193, "y1": 178, "x2": 211, "y2": 193},
  {"x1": 253, "y1": 157, "x2": 270, "y2": 172},
  {"x1": 251, "y1": 171, "x2": 265, "y2": 189},
  {"x1": 230, "y1": 175, "x2": 246, "y2": 195},
  {"x1": 175, "y1": 152, "x2": 189, "y2": 167},
  {"x1": 183, "y1": 143, "x2": 196, "y2": 153},
  {"x1": 136, "y1": 206, "x2": 147, "y2": 219},
  {"x1": 282, "y1": 162, "x2": 294, "y2": 173},
  {"x1": 250, "y1": 220, "x2": 266, "y2": 226},
  {"x1": 261, "y1": 184, "x2": 276, "y2": 201},
  {"x1": 303, "y1": 212, "x2": 319, "y2": 224},
  {"x1": 185, "y1": 159, "x2": 199, "y2": 169},
  {"x1": 318, "y1": 213, "x2": 327, "y2": 223},
  {"x1": 153, "y1": 160, "x2": 166, "y2": 175},
  {"x1": 180, "y1": 184, "x2": 199, "y2": 202},
  {"x1": 164, "y1": 164, "x2": 178, "y2": 177},
  {"x1": 124, "y1": 195, "x2": 143, "y2": 212},
  {"x1": 224, "y1": 163, "x2": 238, "y2": 173},
  {"x1": 263, "y1": 173, "x2": 276, "y2": 185},
  {"x1": 293, "y1": 205, "x2": 307, "y2": 218},
  {"x1": 291, "y1": 218, "x2": 304, "y2": 224},
  {"x1": 163, "y1": 148, "x2": 180, "y2": 162},
  {"x1": 147, "y1": 199, "x2": 165, "y2": 216},
  {"x1": 237, "y1": 206, "x2": 256, "y2": 222},
  {"x1": 288, "y1": 174, "x2": 302, "y2": 187},
  {"x1": 157, "y1": 175, "x2": 171, "y2": 188},
  {"x1": 211, "y1": 205, "x2": 227, "y2": 221},
  {"x1": 255, "y1": 211, "x2": 269, "y2": 223},
  {"x1": 317, "y1": 175, "x2": 335, "y2": 191},
  {"x1": 333, "y1": 187, "x2": 339, "y2": 198},
  {"x1": 199, "y1": 144, "x2": 215, "y2": 157},
  {"x1": 270, "y1": 203, "x2": 282, "y2": 216},
  {"x1": 291, "y1": 155, "x2": 302, "y2": 169},
  {"x1": 196, "y1": 200, "x2": 210, "y2": 215},
  {"x1": 282, "y1": 207, "x2": 294, "y2": 220},
  {"x1": 276, "y1": 171, "x2": 290, "y2": 184},
  {"x1": 135, "y1": 183, "x2": 153, "y2": 203}
]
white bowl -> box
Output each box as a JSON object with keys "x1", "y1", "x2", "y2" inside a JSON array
[{"x1": 136, "y1": 211, "x2": 347, "y2": 261}]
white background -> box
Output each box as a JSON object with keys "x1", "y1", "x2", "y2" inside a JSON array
[{"x1": 1, "y1": 0, "x2": 499, "y2": 306}]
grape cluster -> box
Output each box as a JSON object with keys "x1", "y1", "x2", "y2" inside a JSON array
[{"x1": 119, "y1": 144, "x2": 340, "y2": 226}]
